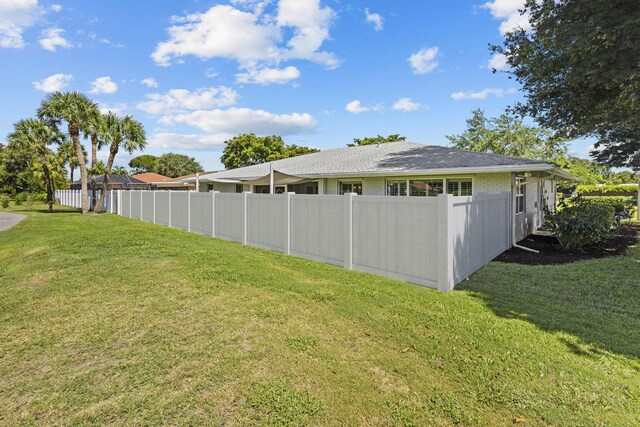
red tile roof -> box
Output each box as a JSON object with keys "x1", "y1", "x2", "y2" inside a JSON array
[{"x1": 132, "y1": 173, "x2": 173, "y2": 183}]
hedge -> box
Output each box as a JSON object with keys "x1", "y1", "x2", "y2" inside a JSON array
[{"x1": 576, "y1": 184, "x2": 638, "y2": 196}]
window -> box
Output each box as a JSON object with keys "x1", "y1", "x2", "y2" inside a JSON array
[
  {"x1": 274, "y1": 186, "x2": 286, "y2": 194},
  {"x1": 409, "y1": 179, "x2": 443, "y2": 197},
  {"x1": 515, "y1": 176, "x2": 525, "y2": 214},
  {"x1": 235, "y1": 184, "x2": 244, "y2": 193},
  {"x1": 446, "y1": 179, "x2": 472, "y2": 196},
  {"x1": 386, "y1": 180, "x2": 407, "y2": 196},
  {"x1": 339, "y1": 181, "x2": 362, "y2": 195}
]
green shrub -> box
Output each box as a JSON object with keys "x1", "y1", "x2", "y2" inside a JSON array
[
  {"x1": 546, "y1": 203, "x2": 614, "y2": 251},
  {"x1": 13, "y1": 192, "x2": 28, "y2": 206},
  {"x1": 580, "y1": 196, "x2": 636, "y2": 211},
  {"x1": 0, "y1": 195, "x2": 9, "y2": 209},
  {"x1": 576, "y1": 184, "x2": 638, "y2": 196}
]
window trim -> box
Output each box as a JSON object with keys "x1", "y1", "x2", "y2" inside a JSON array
[
  {"x1": 385, "y1": 176, "x2": 474, "y2": 197},
  {"x1": 338, "y1": 180, "x2": 363, "y2": 195},
  {"x1": 515, "y1": 176, "x2": 526, "y2": 215}
]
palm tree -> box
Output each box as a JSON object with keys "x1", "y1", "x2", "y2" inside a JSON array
[
  {"x1": 8, "y1": 119, "x2": 64, "y2": 212},
  {"x1": 83, "y1": 112, "x2": 107, "y2": 208},
  {"x1": 57, "y1": 140, "x2": 86, "y2": 183},
  {"x1": 38, "y1": 92, "x2": 99, "y2": 214},
  {"x1": 94, "y1": 113, "x2": 146, "y2": 213}
]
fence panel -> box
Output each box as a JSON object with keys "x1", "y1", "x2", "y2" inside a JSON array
[
  {"x1": 170, "y1": 191, "x2": 189, "y2": 230},
  {"x1": 120, "y1": 191, "x2": 131, "y2": 217},
  {"x1": 130, "y1": 191, "x2": 142, "y2": 219},
  {"x1": 215, "y1": 193, "x2": 244, "y2": 242},
  {"x1": 247, "y1": 194, "x2": 286, "y2": 251},
  {"x1": 290, "y1": 195, "x2": 344, "y2": 266},
  {"x1": 190, "y1": 192, "x2": 214, "y2": 235},
  {"x1": 154, "y1": 192, "x2": 170, "y2": 225},
  {"x1": 353, "y1": 196, "x2": 441, "y2": 288},
  {"x1": 141, "y1": 192, "x2": 155, "y2": 223},
  {"x1": 451, "y1": 193, "x2": 510, "y2": 284}
]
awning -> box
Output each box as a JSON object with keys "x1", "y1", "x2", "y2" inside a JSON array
[{"x1": 241, "y1": 171, "x2": 311, "y2": 186}]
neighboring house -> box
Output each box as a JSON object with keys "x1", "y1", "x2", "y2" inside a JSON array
[
  {"x1": 186, "y1": 142, "x2": 574, "y2": 244},
  {"x1": 70, "y1": 174, "x2": 144, "y2": 191},
  {"x1": 132, "y1": 171, "x2": 218, "y2": 191}
]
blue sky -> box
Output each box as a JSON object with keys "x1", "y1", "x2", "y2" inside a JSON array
[{"x1": 0, "y1": 0, "x2": 594, "y2": 172}]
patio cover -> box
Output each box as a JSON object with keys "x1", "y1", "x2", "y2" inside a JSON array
[{"x1": 240, "y1": 170, "x2": 311, "y2": 186}]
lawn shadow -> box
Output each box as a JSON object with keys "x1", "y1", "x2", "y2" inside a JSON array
[{"x1": 456, "y1": 234, "x2": 640, "y2": 362}]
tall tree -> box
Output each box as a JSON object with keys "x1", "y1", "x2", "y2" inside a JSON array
[
  {"x1": 8, "y1": 119, "x2": 64, "y2": 212},
  {"x1": 221, "y1": 134, "x2": 318, "y2": 169},
  {"x1": 57, "y1": 140, "x2": 87, "y2": 183},
  {"x1": 446, "y1": 109, "x2": 568, "y2": 163},
  {"x1": 493, "y1": 0, "x2": 639, "y2": 214},
  {"x1": 94, "y1": 113, "x2": 146, "y2": 213},
  {"x1": 38, "y1": 92, "x2": 100, "y2": 214},
  {"x1": 83, "y1": 112, "x2": 107, "y2": 207},
  {"x1": 129, "y1": 154, "x2": 159, "y2": 175},
  {"x1": 156, "y1": 153, "x2": 204, "y2": 177},
  {"x1": 0, "y1": 142, "x2": 39, "y2": 195},
  {"x1": 348, "y1": 134, "x2": 406, "y2": 147}
]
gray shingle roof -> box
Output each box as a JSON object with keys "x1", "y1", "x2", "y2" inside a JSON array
[{"x1": 203, "y1": 142, "x2": 549, "y2": 180}]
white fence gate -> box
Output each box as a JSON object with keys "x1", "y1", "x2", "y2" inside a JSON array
[{"x1": 55, "y1": 190, "x2": 510, "y2": 292}]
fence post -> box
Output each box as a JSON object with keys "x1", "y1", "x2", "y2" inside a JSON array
[
  {"x1": 168, "y1": 190, "x2": 172, "y2": 228},
  {"x1": 344, "y1": 193, "x2": 355, "y2": 270},
  {"x1": 153, "y1": 191, "x2": 156, "y2": 224},
  {"x1": 109, "y1": 190, "x2": 114, "y2": 213},
  {"x1": 242, "y1": 192, "x2": 250, "y2": 245},
  {"x1": 284, "y1": 192, "x2": 292, "y2": 255},
  {"x1": 437, "y1": 193, "x2": 454, "y2": 292},
  {"x1": 211, "y1": 191, "x2": 218, "y2": 238},
  {"x1": 117, "y1": 190, "x2": 122, "y2": 215},
  {"x1": 187, "y1": 191, "x2": 191, "y2": 232}
]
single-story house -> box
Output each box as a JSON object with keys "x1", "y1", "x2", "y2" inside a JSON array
[
  {"x1": 70, "y1": 174, "x2": 144, "y2": 191},
  {"x1": 186, "y1": 142, "x2": 574, "y2": 244}
]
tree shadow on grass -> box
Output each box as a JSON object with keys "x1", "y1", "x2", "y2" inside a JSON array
[{"x1": 456, "y1": 240, "x2": 640, "y2": 362}]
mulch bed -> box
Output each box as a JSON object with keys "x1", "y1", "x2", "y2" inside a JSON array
[{"x1": 495, "y1": 224, "x2": 639, "y2": 265}]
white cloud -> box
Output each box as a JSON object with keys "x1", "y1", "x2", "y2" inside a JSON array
[
  {"x1": 483, "y1": 0, "x2": 531, "y2": 35},
  {"x1": 148, "y1": 132, "x2": 229, "y2": 151},
  {"x1": 99, "y1": 102, "x2": 128, "y2": 115},
  {"x1": 33, "y1": 73, "x2": 72, "y2": 92},
  {"x1": 365, "y1": 8, "x2": 383, "y2": 31},
  {"x1": 50, "y1": 4, "x2": 62, "y2": 12},
  {"x1": 163, "y1": 107, "x2": 317, "y2": 135},
  {"x1": 205, "y1": 68, "x2": 218, "y2": 78},
  {"x1": 39, "y1": 27, "x2": 73, "y2": 51},
  {"x1": 152, "y1": 0, "x2": 338, "y2": 70},
  {"x1": 137, "y1": 86, "x2": 238, "y2": 115},
  {"x1": 345, "y1": 100, "x2": 381, "y2": 114},
  {"x1": 236, "y1": 65, "x2": 300, "y2": 85},
  {"x1": 0, "y1": 0, "x2": 44, "y2": 48},
  {"x1": 487, "y1": 53, "x2": 508, "y2": 70},
  {"x1": 408, "y1": 47, "x2": 439, "y2": 74},
  {"x1": 140, "y1": 78, "x2": 159, "y2": 88},
  {"x1": 450, "y1": 87, "x2": 517, "y2": 100},
  {"x1": 392, "y1": 97, "x2": 420, "y2": 111},
  {"x1": 89, "y1": 76, "x2": 118, "y2": 94}
]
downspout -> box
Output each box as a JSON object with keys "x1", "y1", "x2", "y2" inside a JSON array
[
  {"x1": 269, "y1": 163, "x2": 274, "y2": 194},
  {"x1": 512, "y1": 173, "x2": 539, "y2": 253}
]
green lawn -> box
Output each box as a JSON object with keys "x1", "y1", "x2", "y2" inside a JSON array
[{"x1": 1, "y1": 205, "x2": 639, "y2": 426}]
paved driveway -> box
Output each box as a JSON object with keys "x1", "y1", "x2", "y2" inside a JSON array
[{"x1": 0, "y1": 213, "x2": 25, "y2": 231}]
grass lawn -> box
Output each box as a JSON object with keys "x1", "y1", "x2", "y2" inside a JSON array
[{"x1": 1, "y1": 205, "x2": 639, "y2": 426}]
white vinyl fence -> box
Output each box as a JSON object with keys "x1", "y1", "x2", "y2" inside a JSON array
[
  {"x1": 55, "y1": 190, "x2": 510, "y2": 291},
  {"x1": 55, "y1": 189, "x2": 117, "y2": 213}
]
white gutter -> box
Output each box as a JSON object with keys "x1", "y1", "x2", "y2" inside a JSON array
[{"x1": 199, "y1": 164, "x2": 577, "y2": 182}]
